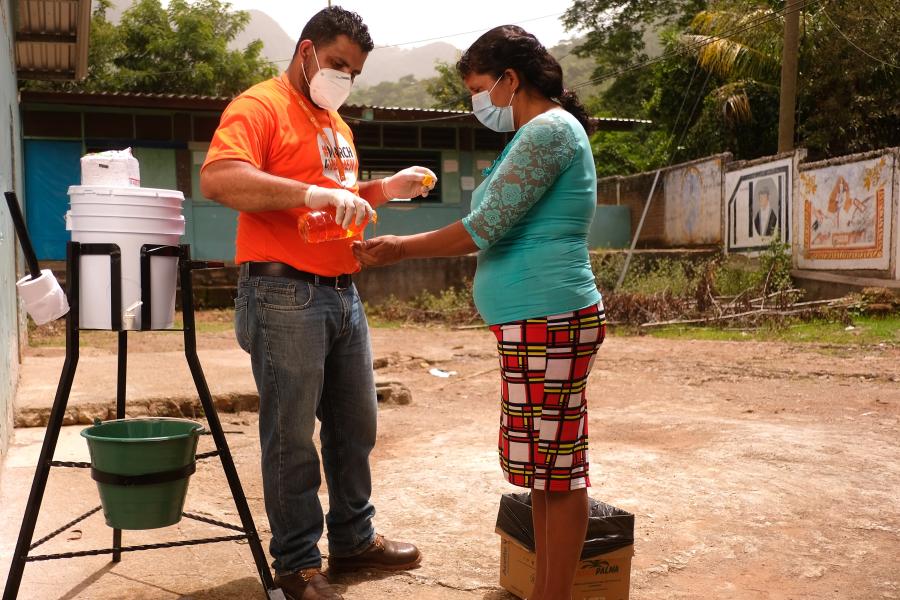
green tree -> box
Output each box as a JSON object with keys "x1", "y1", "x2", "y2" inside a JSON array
[
  {"x1": 561, "y1": 0, "x2": 702, "y2": 123},
  {"x1": 567, "y1": 0, "x2": 900, "y2": 173},
  {"x1": 548, "y1": 38, "x2": 605, "y2": 99},
  {"x1": 348, "y1": 75, "x2": 434, "y2": 108},
  {"x1": 798, "y1": 3, "x2": 900, "y2": 158},
  {"x1": 669, "y1": 0, "x2": 899, "y2": 160},
  {"x1": 562, "y1": 0, "x2": 704, "y2": 74},
  {"x1": 645, "y1": 3, "x2": 786, "y2": 162},
  {"x1": 424, "y1": 40, "x2": 604, "y2": 112},
  {"x1": 425, "y1": 61, "x2": 470, "y2": 111},
  {"x1": 24, "y1": 0, "x2": 277, "y2": 96},
  {"x1": 80, "y1": 0, "x2": 125, "y2": 87}
]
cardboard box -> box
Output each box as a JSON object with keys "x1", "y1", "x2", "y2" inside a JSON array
[{"x1": 498, "y1": 529, "x2": 634, "y2": 600}]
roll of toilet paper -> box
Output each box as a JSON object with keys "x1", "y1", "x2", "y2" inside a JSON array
[
  {"x1": 81, "y1": 148, "x2": 141, "y2": 187},
  {"x1": 16, "y1": 270, "x2": 70, "y2": 325}
]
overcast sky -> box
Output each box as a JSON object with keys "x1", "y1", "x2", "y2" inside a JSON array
[{"x1": 222, "y1": 0, "x2": 581, "y2": 50}]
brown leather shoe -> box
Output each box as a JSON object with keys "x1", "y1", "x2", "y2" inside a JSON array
[
  {"x1": 274, "y1": 568, "x2": 343, "y2": 600},
  {"x1": 328, "y1": 534, "x2": 421, "y2": 572}
]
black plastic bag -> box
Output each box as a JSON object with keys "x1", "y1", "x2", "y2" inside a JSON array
[{"x1": 495, "y1": 492, "x2": 635, "y2": 559}]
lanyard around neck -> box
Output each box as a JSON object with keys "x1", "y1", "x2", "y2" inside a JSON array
[{"x1": 284, "y1": 75, "x2": 348, "y2": 186}]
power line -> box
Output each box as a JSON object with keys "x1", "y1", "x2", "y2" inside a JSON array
[
  {"x1": 373, "y1": 12, "x2": 565, "y2": 50},
  {"x1": 821, "y1": 7, "x2": 899, "y2": 69},
  {"x1": 665, "y1": 57, "x2": 702, "y2": 156},
  {"x1": 572, "y1": 0, "x2": 814, "y2": 89},
  {"x1": 614, "y1": 65, "x2": 713, "y2": 291},
  {"x1": 571, "y1": 0, "x2": 824, "y2": 91},
  {"x1": 267, "y1": 12, "x2": 566, "y2": 63},
  {"x1": 91, "y1": 12, "x2": 566, "y2": 79}
]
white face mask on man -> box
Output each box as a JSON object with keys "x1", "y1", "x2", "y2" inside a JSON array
[{"x1": 302, "y1": 45, "x2": 353, "y2": 111}]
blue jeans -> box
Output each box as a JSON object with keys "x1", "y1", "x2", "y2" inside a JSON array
[{"x1": 234, "y1": 264, "x2": 377, "y2": 574}]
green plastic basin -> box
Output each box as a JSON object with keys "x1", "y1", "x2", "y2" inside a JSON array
[{"x1": 81, "y1": 418, "x2": 204, "y2": 530}]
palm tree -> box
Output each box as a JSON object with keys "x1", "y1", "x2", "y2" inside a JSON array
[{"x1": 677, "y1": 0, "x2": 787, "y2": 125}]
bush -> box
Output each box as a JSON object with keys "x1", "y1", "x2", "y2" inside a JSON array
[
  {"x1": 365, "y1": 282, "x2": 479, "y2": 325},
  {"x1": 591, "y1": 253, "x2": 710, "y2": 297},
  {"x1": 714, "y1": 261, "x2": 757, "y2": 298},
  {"x1": 366, "y1": 242, "x2": 821, "y2": 328},
  {"x1": 753, "y1": 237, "x2": 796, "y2": 304}
]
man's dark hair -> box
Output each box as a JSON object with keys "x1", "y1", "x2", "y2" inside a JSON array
[{"x1": 295, "y1": 6, "x2": 374, "y2": 55}]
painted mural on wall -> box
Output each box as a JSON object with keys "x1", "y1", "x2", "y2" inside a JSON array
[
  {"x1": 664, "y1": 157, "x2": 724, "y2": 246},
  {"x1": 725, "y1": 157, "x2": 792, "y2": 253},
  {"x1": 798, "y1": 153, "x2": 895, "y2": 270}
]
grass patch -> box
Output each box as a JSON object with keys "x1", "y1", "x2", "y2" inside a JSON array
[
  {"x1": 642, "y1": 315, "x2": 900, "y2": 346},
  {"x1": 172, "y1": 308, "x2": 235, "y2": 333},
  {"x1": 28, "y1": 308, "x2": 236, "y2": 347},
  {"x1": 362, "y1": 312, "x2": 406, "y2": 329}
]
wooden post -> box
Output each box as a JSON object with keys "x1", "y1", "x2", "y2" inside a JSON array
[{"x1": 778, "y1": 0, "x2": 801, "y2": 152}]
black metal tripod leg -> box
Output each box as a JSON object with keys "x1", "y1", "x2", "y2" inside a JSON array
[
  {"x1": 183, "y1": 349, "x2": 279, "y2": 597},
  {"x1": 179, "y1": 252, "x2": 278, "y2": 597},
  {"x1": 112, "y1": 331, "x2": 128, "y2": 563},
  {"x1": 2, "y1": 244, "x2": 81, "y2": 600},
  {"x1": 2, "y1": 346, "x2": 80, "y2": 600}
]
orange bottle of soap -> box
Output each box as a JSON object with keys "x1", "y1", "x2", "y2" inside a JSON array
[{"x1": 297, "y1": 209, "x2": 377, "y2": 243}]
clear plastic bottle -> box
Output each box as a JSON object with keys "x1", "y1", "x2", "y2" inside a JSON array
[{"x1": 297, "y1": 209, "x2": 377, "y2": 243}]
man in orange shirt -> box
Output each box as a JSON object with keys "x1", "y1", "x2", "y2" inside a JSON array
[{"x1": 200, "y1": 7, "x2": 434, "y2": 600}]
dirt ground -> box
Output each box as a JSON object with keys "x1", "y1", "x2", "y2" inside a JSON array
[{"x1": 3, "y1": 323, "x2": 900, "y2": 599}]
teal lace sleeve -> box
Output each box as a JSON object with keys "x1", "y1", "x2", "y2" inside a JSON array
[{"x1": 463, "y1": 112, "x2": 578, "y2": 248}]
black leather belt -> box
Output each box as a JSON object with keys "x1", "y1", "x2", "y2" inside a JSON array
[{"x1": 247, "y1": 262, "x2": 352, "y2": 289}]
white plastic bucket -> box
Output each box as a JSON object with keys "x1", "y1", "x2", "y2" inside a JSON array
[
  {"x1": 66, "y1": 186, "x2": 186, "y2": 331},
  {"x1": 69, "y1": 203, "x2": 183, "y2": 219},
  {"x1": 68, "y1": 185, "x2": 183, "y2": 208},
  {"x1": 66, "y1": 213, "x2": 185, "y2": 234}
]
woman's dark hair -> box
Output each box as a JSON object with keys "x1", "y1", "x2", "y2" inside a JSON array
[
  {"x1": 457, "y1": 25, "x2": 594, "y2": 134},
  {"x1": 297, "y1": 6, "x2": 374, "y2": 55}
]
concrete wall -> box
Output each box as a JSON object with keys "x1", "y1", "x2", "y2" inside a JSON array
[
  {"x1": 603, "y1": 146, "x2": 900, "y2": 288},
  {"x1": 597, "y1": 154, "x2": 730, "y2": 248},
  {"x1": 795, "y1": 148, "x2": 898, "y2": 276},
  {"x1": 724, "y1": 152, "x2": 798, "y2": 254},
  {"x1": 373, "y1": 202, "x2": 632, "y2": 250},
  {"x1": 597, "y1": 171, "x2": 665, "y2": 246},
  {"x1": 0, "y1": 0, "x2": 24, "y2": 462},
  {"x1": 354, "y1": 256, "x2": 477, "y2": 303},
  {"x1": 664, "y1": 155, "x2": 727, "y2": 246}
]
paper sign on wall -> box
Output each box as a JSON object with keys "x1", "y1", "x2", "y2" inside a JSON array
[
  {"x1": 443, "y1": 159, "x2": 459, "y2": 173},
  {"x1": 461, "y1": 176, "x2": 475, "y2": 191}
]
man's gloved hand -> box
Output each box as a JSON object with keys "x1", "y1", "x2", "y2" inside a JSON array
[
  {"x1": 382, "y1": 166, "x2": 438, "y2": 200},
  {"x1": 305, "y1": 185, "x2": 374, "y2": 229}
]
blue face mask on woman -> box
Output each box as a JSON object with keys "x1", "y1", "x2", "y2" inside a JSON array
[{"x1": 471, "y1": 75, "x2": 516, "y2": 132}]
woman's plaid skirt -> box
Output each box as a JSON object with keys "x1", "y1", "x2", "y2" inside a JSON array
[{"x1": 489, "y1": 303, "x2": 606, "y2": 491}]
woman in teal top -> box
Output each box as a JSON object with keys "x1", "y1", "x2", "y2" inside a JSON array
[
  {"x1": 354, "y1": 25, "x2": 605, "y2": 600},
  {"x1": 463, "y1": 108, "x2": 600, "y2": 324}
]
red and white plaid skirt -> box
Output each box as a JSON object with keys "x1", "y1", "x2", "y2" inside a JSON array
[{"x1": 489, "y1": 303, "x2": 606, "y2": 491}]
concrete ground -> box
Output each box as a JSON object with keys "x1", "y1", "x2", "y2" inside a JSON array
[{"x1": 2, "y1": 325, "x2": 900, "y2": 599}]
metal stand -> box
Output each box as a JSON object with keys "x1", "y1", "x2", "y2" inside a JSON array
[{"x1": 2, "y1": 242, "x2": 282, "y2": 599}]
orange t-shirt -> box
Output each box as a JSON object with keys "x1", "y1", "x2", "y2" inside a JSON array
[{"x1": 201, "y1": 73, "x2": 363, "y2": 276}]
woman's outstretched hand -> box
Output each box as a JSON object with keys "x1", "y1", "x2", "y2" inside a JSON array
[{"x1": 352, "y1": 236, "x2": 405, "y2": 267}]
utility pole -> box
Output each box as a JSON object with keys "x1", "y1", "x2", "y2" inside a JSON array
[{"x1": 777, "y1": 0, "x2": 801, "y2": 152}]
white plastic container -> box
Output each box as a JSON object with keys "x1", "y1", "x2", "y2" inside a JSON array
[
  {"x1": 68, "y1": 203, "x2": 183, "y2": 219},
  {"x1": 81, "y1": 149, "x2": 141, "y2": 187},
  {"x1": 69, "y1": 185, "x2": 184, "y2": 208},
  {"x1": 66, "y1": 185, "x2": 186, "y2": 330}
]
